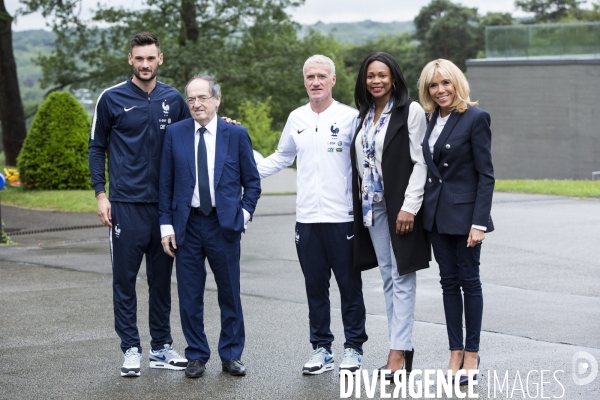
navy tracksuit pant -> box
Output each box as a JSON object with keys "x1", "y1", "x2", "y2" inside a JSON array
[
  {"x1": 110, "y1": 202, "x2": 174, "y2": 353},
  {"x1": 295, "y1": 222, "x2": 368, "y2": 353}
]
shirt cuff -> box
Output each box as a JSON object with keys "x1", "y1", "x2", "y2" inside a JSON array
[
  {"x1": 472, "y1": 224, "x2": 487, "y2": 232},
  {"x1": 243, "y1": 208, "x2": 251, "y2": 229},
  {"x1": 160, "y1": 224, "x2": 175, "y2": 238}
]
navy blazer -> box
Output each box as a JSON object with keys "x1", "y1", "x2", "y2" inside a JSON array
[
  {"x1": 422, "y1": 106, "x2": 494, "y2": 235},
  {"x1": 158, "y1": 116, "x2": 261, "y2": 243}
]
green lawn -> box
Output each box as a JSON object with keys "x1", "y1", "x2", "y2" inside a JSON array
[
  {"x1": 495, "y1": 180, "x2": 600, "y2": 198},
  {"x1": 0, "y1": 189, "x2": 97, "y2": 212}
]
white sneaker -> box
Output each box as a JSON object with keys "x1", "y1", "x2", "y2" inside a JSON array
[
  {"x1": 302, "y1": 347, "x2": 334, "y2": 375},
  {"x1": 148, "y1": 344, "x2": 188, "y2": 370},
  {"x1": 339, "y1": 348, "x2": 362, "y2": 373},
  {"x1": 121, "y1": 347, "x2": 141, "y2": 377}
]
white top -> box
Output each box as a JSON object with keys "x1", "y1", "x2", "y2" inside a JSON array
[
  {"x1": 160, "y1": 115, "x2": 249, "y2": 238},
  {"x1": 258, "y1": 101, "x2": 359, "y2": 223},
  {"x1": 428, "y1": 112, "x2": 450, "y2": 157},
  {"x1": 354, "y1": 102, "x2": 428, "y2": 215},
  {"x1": 191, "y1": 118, "x2": 217, "y2": 208}
]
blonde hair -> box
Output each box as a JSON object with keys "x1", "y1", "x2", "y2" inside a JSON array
[{"x1": 417, "y1": 59, "x2": 477, "y2": 114}]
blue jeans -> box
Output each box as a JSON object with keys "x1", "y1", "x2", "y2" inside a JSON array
[
  {"x1": 430, "y1": 223, "x2": 483, "y2": 352},
  {"x1": 367, "y1": 201, "x2": 416, "y2": 351}
]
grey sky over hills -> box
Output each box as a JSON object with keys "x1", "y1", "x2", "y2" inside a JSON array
[{"x1": 4, "y1": 0, "x2": 553, "y2": 31}]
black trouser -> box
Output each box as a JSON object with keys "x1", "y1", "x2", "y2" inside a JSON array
[
  {"x1": 430, "y1": 223, "x2": 483, "y2": 352},
  {"x1": 295, "y1": 222, "x2": 368, "y2": 353},
  {"x1": 110, "y1": 202, "x2": 174, "y2": 353}
]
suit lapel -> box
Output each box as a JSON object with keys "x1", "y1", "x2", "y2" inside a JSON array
[
  {"x1": 382, "y1": 107, "x2": 405, "y2": 156},
  {"x1": 213, "y1": 116, "x2": 230, "y2": 188},
  {"x1": 433, "y1": 111, "x2": 461, "y2": 165},
  {"x1": 423, "y1": 110, "x2": 442, "y2": 180},
  {"x1": 183, "y1": 119, "x2": 196, "y2": 180}
]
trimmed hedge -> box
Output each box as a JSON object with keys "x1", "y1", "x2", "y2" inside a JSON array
[{"x1": 17, "y1": 91, "x2": 92, "y2": 190}]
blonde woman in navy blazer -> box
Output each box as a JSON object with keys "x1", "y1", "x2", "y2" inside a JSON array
[{"x1": 418, "y1": 59, "x2": 494, "y2": 383}]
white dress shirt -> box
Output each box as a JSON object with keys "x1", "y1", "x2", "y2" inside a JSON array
[
  {"x1": 354, "y1": 101, "x2": 428, "y2": 215},
  {"x1": 160, "y1": 115, "x2": 250, "y2": 238},
  {"x1": 191, "y1": 117, "x2": 217, "y2": 208}
]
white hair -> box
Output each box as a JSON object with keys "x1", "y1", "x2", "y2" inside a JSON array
[{"x1": 303, "y1": 55, "x2": 335, "y2": 78}]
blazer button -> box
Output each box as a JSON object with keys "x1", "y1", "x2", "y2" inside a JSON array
[
  {"x1": 187, "y1": 204, "x2": 191, "y2": 208},
  {"x1": 190, "y1": 185, "x2": 194, "y2": 189},
  {"x1": 439, "y1": 179, "x2": 442, "y2": 183},
  {"x1": 445, "y1": 144, "x2": 451, "y2": 149},
  {"x1": 428, "y1": 178, "x2": 432, "y2": 183},
  {"x1": 443, "y1": 163, "x2": 448, "y2": 167}
]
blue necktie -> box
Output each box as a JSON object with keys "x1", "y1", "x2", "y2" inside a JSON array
[{"x1": 197, "y1": 127, "x2": 212, "y2": 216}]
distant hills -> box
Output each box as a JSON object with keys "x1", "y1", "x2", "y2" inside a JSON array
[{"x1": 299, "y1": 20, "x2": 415, "y2": 44}]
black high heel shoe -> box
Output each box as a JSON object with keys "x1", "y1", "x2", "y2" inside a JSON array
[
  {"x1": 459, "y1": 355, "x2": 480, "y2": 385},
  {"x1": 382, "y1": 349, "x2": 414, "y2": 381}
]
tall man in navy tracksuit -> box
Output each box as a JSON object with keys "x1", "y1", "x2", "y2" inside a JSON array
[{"x1": 89, "y1": 32, "x2": 190, "y2": 377}]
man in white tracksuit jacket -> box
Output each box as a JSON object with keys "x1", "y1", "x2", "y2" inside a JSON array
[{"x1": 257, "y1": 55, "x2": 367, "y2": 375}]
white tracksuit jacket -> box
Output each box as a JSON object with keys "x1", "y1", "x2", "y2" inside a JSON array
[{"x1": 258, "y1": 101, "x2": 359, "y2": 223}]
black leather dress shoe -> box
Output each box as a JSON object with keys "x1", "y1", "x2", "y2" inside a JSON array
[
  {"x1": 185, "y1": 359, "x2": 205, "y2": 378},
  {"x1": 222, "y1": 359, "x2": 246, "y2": 376}
]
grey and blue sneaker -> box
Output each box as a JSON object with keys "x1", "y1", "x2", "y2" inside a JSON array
[
  {"x1": 149, "y1": 344, "x2": 188, "y2": 370},
  {"x1": 302, "y1": 347, "x2": 334, "y2": 375},
  {"x1": 121, "y1": 347, "x2": 141, "y2": 377},
  {"x1": 339, "y1": 348, "x2": 362, "y2": 373}
]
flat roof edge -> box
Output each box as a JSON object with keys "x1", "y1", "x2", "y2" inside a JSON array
[{"x1": 466, "y1": 58, "x2": 600, "y2": 66}]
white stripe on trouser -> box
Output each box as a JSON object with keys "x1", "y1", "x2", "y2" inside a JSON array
[
  {"x1": 367, "y1": 200, "x2": 417, "y2": 350},
  {"x1": 109, "y1": 227, "x2": 113, "y2": 266}
]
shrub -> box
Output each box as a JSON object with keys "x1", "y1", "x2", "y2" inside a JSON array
[
  {"x1": 17, "y1": 91, "x2": 92, "y2": 189},
  {"x1": 237, "y1": 98, "x2": 280, "y2": 157}
]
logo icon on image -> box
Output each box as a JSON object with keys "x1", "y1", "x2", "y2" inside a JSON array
[{"x1": 572, "y1": 351, "x2": 598, "y2": 386}]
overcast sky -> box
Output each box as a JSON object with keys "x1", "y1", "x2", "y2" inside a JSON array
[{"x1": 5, "y1": 0, "x2": 593, "y2": 31}]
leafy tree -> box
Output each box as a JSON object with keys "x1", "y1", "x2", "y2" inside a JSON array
[
  {"x1": 480, "y1": 12, "x2": 514, "y2": 27},
  {"x1": 21, "y1": 0, "x2": 352, "y2": 131},
  {"x1": 515, "y1": 0, "x2": 584, "y2": 22},
  {"x1": 237, "y1": 98, "x2": 280, "y2": 157},
  {"x1": 414, "y1": 0, "x2": 482, "y2": 71},
  {"x1": 17, "y1": 91, "x2": 91, "y2": 189},
  {"x1": 0, "y1": 0, "x2": 27, "y2": 166}
]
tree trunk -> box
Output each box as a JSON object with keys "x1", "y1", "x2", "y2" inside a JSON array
[
  {"x1": 180, "y1": 0, "x2": 199, "y2": 44},
  {"x1": 0, "y1": 0, "x2": 27, "y2": 166}
]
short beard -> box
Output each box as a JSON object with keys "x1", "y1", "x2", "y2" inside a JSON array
[{"x1": 133, "y1": 67, "x2": 158, "y2": 82}]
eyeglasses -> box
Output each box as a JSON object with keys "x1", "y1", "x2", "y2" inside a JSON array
[{"x1": 186, "y1": 95, "x2": 214, "y2": 105}]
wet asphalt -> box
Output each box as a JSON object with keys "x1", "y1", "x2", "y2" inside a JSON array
[{"x1": 0, "y1": 175, "x2": 599, "y2": 399}]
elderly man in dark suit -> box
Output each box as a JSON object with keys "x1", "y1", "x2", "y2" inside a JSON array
[{"x1": 158, "y1": 74, "x2": 261, "y2": 378}]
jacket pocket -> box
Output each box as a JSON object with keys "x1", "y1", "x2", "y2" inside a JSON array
[
  {"x1": 453, "y1": 191, "x2": 477, "y2": 204},
  {"x1": 449, "y1": 132, "x2": 468, "y2": 142}
]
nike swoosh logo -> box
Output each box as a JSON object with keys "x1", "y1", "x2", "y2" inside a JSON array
[
  {"x1": 297, "y1": 128, "x2": 306, "y2": 134},
  {"x1": 154, "y1": 355, "x2": 166, "y2": 360},
  {"x1": 324, "y1": 357, "x2": 333, "y2": 363},
  {"x1": 346, "y1": 235, "x2": 354, "y2": 240},
  {"x1": 124, "y1": 106, "x2": 137, "y2": 112}
]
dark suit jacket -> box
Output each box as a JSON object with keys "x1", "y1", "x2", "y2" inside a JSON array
[
  {"x1": 422, "y1": 106, "x2": 494, "y2": 235},
  {"x1": 351, "y1": 103, "x2": 430, "y2": 276},
  {"x1": 158, "y1": 116, "x2": 261, "y2": 243}
]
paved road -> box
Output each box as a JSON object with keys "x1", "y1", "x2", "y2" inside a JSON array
[{"x1": 0, "y1": 192, "x2": 599, "y2": 399}]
